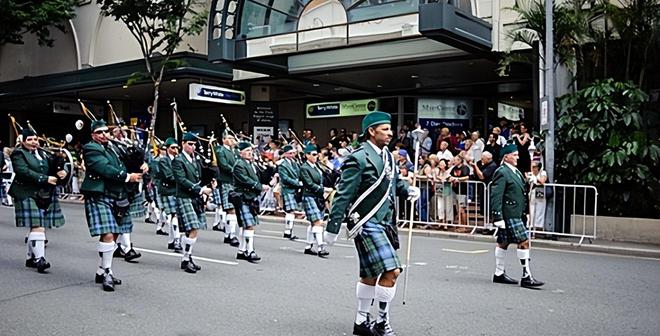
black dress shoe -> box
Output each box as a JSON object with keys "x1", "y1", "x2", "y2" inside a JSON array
[
  {"x1": 212, "y1": 225, "x2": 225, "y2": 232},
  {"x1": 493, "y1": 272, "x2": 518, "y2": 285},
  {"x1": 113, "y1": 246, "x2": 126, "y2": 258},
  {"x1": 25, "y1": 258, "x2": 37, "y2": 268},
  {"x1": 283, "y1": 233, "x2": 298, "y2": 240},
  {"x1": 167, "y1": 241, "x2": 183, "y2": 252},
  {"x1": 123, "y1": 248, "x2": 141, "y2": 262},
  {"x1": 229, "y1": 237, "x2": 240, "y2": 247},
  {"x1": 180, "y1": 260, "x2": 197, "y2": 274},
  {"x1": 95, "y1": 273, "x2": 122, "y2": 285},
  {"x1": 371, "y1": 320, "x2": 396, "y2": 336},
  {"x1": 102, "y1": 273, "x2": 115, "y2": 292},
  {"x1": 246, "y1": 251, "x2": 261, "y2": 263},
  {"x1": 35, "y1": 257, "x2": 50, "y2": 273},
  {"x1": 317, "y1": 249, "x2": 330, "y2": 258},
  {"x1": 304, "y1": 247, "x2": 316, "y2": 256},
  {"x1": 189, "y1": 257, "x2": 202, "y2": 271},
  {"x1": 236, "y1": 251, "x2": 248, "y2": 260},
  {"x1": 155, "y1": 229, "x2": 168, "y2": 236},
  {"x1": 520, "y1": 276, "x2": 545, "y2": 288},
  {"x1": 353, "y1": 320, "x2": 375, "y2": 336},
  {"x1": 145, "y1": 218, "x2": 156, "y2": 224}
]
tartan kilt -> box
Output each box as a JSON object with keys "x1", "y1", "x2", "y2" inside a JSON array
[
  {"x1": 84, "y1": 196, "x2": 133, "y2": 237},
  {"x1": 282, "y1": 192, "x2": 299, "y2": 212},
  {"x1": 236, "y1": 201, "x2": 259, "y2": 228},
  {"x1": 302, "y1": 196, "x2": 324, "y2": 223},
  {"x1": 219, "y1": 182, "x2": 235, "y2": 210},
  {"x1": 14, "y1": 195, "x2": 65, "y2": 229},
  {"x1": 497, "y1": 217, "x2": 529, "y2": 245},
  {"x1": 0, "y1": 180, "x2": 6, "y2": 199},
  {"x1": 148, "y1": 183, "x2": 162, "y2": 208},
  {"x1": 176, "y1": 197, "x2": 207, "y2": 232},
  {"x1": 129, "y1": 192, "x2": 146, "y2": 218},
  {"x1": 160, "y1": 195, "x2": 177, "y2": 215},
  {"x1": 354, "y1": 221, "x2": 401, "y2": 279}
]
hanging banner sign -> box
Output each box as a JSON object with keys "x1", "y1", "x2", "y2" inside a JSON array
[
  {"x1": 306, "y1": 99, "x2": 378, "y2": 118},
  {"x1": 189, "y1": 83, "x2": 246, "y2": 105},
  {"x1": 498, "y1": 102, "x2": 525, "y2": 121},
  {"x1": 417, "y1": 98, "x2": 472, "y2": 120},
  {"x1": 248, "y1": 103, "x2": 278, "y2": 147}
]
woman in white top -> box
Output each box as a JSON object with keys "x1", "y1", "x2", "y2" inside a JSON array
[
  {"x1": 527, "y1": 161, "x2": 548, "y2": 231},
  {"x1": 470, "y1": 131, "x2": 485, "y2": 163},
  {"x1": 434, "y1": 158, "x2": 453, "y2": 227}
]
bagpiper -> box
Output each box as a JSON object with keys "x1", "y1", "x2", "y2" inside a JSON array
[
  {"x1": 10, "y1": 128, "x2": 68, "y2": 273},
  {"x1": 326, "y1": 112, "x2": 419, "y2": 336},
  {"x1": 173, "y1": 132, "x2": 212, "y2": 273},
  {"x1": 278, "y1": 144, "x2": 301, "y2": 239},
  {"x1": 147, "y1": 142, "x2": 167, "y2": 235},
  {"x1": 212, "y1": 131, "x2": 240, "y2": 247},
  {"x1": 299, "y1": 144, "x2": 330, "y2": 258},
  {"x1": 231, "y1": 141, "x2": 265, "y2": 263},
  {"x1": 81, "y1": 120, "x2": 142, "y2": 291},
  {"x1": 158, "y1": 137, "x2": 182, "y2": 252},
  {"x1": 490, "y1": 142, "x2": 544, "y2": 288}
]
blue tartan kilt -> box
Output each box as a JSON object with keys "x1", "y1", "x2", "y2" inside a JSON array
[
  {"x1": 354, "y1": 221, "x2": 402, "y2": 279},
  {"x1": 160, "y1": 194, "x2": 177, "y2": 215},
  {"x1": 84, "y1": 196, "x2": 133, "y2": 237},
  {"x1": 302, "y1": 196, "x2": 324, "y2": 223},
  {"x1": 282, "y1": 192, "x2": 299, "y2": 212},
  {"x1": 176, "y1": 197, "x2": 206, "y2": 232},
  {"x1": 236, "y1": 201, "x2": 259, "y2": 228},
  {"x1": 497, "y1": 217, "x2": 529, "y2": 245},
  {"x1": 129, "y1": 192, "x2": 146, "y2": 219},
  {"x1": 148, "y1": 183, "x2": 162, "y2": 208},
  {"x1": 14, "y1": 195, "x2": 65, "y2": 229},
  {"x1": 219, "y1": 182, "x2": 235, "y2": 210}
]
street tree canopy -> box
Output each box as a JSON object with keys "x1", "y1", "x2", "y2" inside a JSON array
[{"x1": 0, "y1": 0, "x2": 78, "y2": 46}]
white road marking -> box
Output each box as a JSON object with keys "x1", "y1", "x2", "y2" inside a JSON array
[
  {"x1": 254, "y1": 233, "x2": 354, "y2": 248},
  {"x1": 134, "y1": 247, "x2": 239, "y2": 266},
  {"x1": 441, "y1": 248, "x2": 490, "y2": 254},
  {"x1": 413, "y1": 262, "x2": 428, "y2": 266}
]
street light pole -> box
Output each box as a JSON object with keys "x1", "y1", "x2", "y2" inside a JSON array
[{"x1": 545, "y1": 0, "x2": 554, "y2": 183}]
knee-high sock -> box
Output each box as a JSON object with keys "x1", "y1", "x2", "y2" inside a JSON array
[
  {"x1": 306, "y1": 225, "x2": 314, "y2": 248},
  {"x1": 244, "y1": 229, "x2": 255, "y2": 253},
  {"x1": 28, "y1": 232, "x2": 46, "y2": 259},
  {"x1": 26, "y1": 231, "x2": 34, "y2": 260},
  {"x1": 97, "y1": 241, "x2": 115, "y2": 275},
  {"x1": 312, "y1": 225, "x2": 324, "y2": 249},
  {"x1": 154, "y1": 205, "x2": 163, "y2": 229},
  {"x1": 356, "y1": 282, "x2": 375, "y2": 324},
  {"x1": 169, "y1": 216, "x2": 180, "y2": 244},
  {"x1": 284, "y1": 213, "x2": 295, "y2": 233},
  {"x1": 226, "y1": 214, "x2": 237, "y2": 238},
  {"x1": 167, "y1": 215, "x2": 175, "y2": 243},
  {"x1": 182, "y1": 236, "x2": 196, "y2": 261},
  {"x1": 118, "y1": 233, "x2": 132, "y2": 253},
  {"x1": 495, "y1": 247, "x2": 506, "y2": 276},
  {"x1": 237, "y1": 227, "x2": 246, "y2": 252},
  {"x1": 215, "y1": 208, "x2": 226, "y2": 227},
  {"x1": 375, "y1": 284, "x2": 397, "y2": 323},
  {"x1": 517, "y1": 248, "x2": 531, "y2": 278}
]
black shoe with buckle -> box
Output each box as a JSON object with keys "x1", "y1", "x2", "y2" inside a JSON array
[
  {"x1": 317, "y1": 249, "x2": 330, "y2": 258},
  {"x1": 236, "y1": 251, "x2": 248, "y2": 260},
  {"x1": 145, "y1": 218, "x2": 156, "y2": 224},
  {"x1": 283, "y1": 232, "x2": 298, "y2": 240},
  {"x1": 521, "y1": 275, "x2": 545, "y2": 289},
  {"x1": 246, "y1": 251, "x2": 261, "y2": 263},
  {"x1": 168, "y1": 241, "x2": 183, "y2": 252},
  {"x1": 95, "y1": 273, "x2": 122, "y2": 285},
  {"x1": 102, "y1": 273, "x2": 115, "y2": 292},
  {"x1": 493, "y1": 272, "x2": 518, "y2": 285},
  {"x1": 25, "y1": 258, "x2": 37, "y2": 268},
  {"x1": 304, "y1": 247, "x2": 316, "y2": 256},
  {"x1": 123, "y1": 248, "x2": 141, "y2": 262},
  {"x1": 189, "y1": 257, "x2": 201, "y2": 271},
  {"x1": 181, "y1": 260, "x2": 197, "y2": 273},
  {"x1": 212, "y1": 225, "x2": 225, "y2": 232},
  {"x1": 113, "y1": 245, "x2": 126, "y2": 258},
  {"x1": 156, "y1": 229, "x2": 168, "y2": 236},
  {"x1": 353, "y1": 318, "x2": 375, "y2": 336},
  {"x1": 35, "y1": 257, "x2": 50, "y2": 273},
  {"x1": 229, "y1": 237, "x2": 240, "y2": 247},
  {"x1": 371, "y1": 320, "x2": 396, "y2": 336}
]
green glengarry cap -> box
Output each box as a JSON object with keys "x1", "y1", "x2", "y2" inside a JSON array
[
  {"x1": 91, "y1": 120, "x2": 107, "y2": 132},
  {"x1": 282, "y1": 145, "x2": 295, "y2": 153},
  {"x1": 500, "y1": 143, "x2": 518, "y2": 157},
  {"x1": 164, "y1": 137, "x2": 177, "y2": 147},
  {"x1": 304, "y1": 144, "x2": 317, "y2": 154},
  {"x1": 237, "y1": 141, "x2": 252, "y2": 151},
  {"x1": 182, "y1": 132, "x2": 196, "y2": 142},
  {"x1": 361, "y1": 111, "x2": 391, "y2": 135},
  {"x1": 21, "y1": 128, "x2": 37, "y2": 138}
]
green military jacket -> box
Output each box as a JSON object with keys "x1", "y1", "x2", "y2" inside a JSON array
[
  {"x1": 278, "y1": 158, "x2": 300, "y2": 194},
  {"x1": 327, "y1": 142, "x2": 409, "y2": 234},
  {"x1": 172, "y1": 152, "x2": 203, "y2": 199},
  {"x1": 233, "y1": 157, "x2": 262, "y2": 200},
  {"x1": 300, "y1": 161, "x2": 324, "y2": 198},
  {"x1": 148, "y1": 156, "x2": 161, "y2": 184},
  {"x1": 9, "y1": 147, "x2": 51, "y2": 200},
  {"x1": 80, "y1": 141, "x2": 129, "y2": 199},
  {"x1": 215, "y1": 145, "x2": 237, "y2": 183},
  {"x1": 157, "y1": 155, "x2": 177, "y2": 196},
  {"x1": 489, "y1": 163, "x2": 528, "y2": 222}
]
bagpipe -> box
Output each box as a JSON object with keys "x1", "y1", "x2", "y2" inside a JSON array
[{"x1": 220, "y1": 113, "x2": 274, "y2": 185}]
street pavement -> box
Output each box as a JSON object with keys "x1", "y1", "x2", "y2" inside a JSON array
[{"x1": 0, "y1": 203, "x2": 659, "y2": 336}]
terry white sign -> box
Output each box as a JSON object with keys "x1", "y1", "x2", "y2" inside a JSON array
[
  {"x1": 189, "y1": 83, "x2": 246, "y2": 105},
  {"x1": 417, "y1": 98, "x2": 472, "y2": 120}
]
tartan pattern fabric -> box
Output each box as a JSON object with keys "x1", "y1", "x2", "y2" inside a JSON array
[
  {"x1": 302, "y1": 196, "x2": 324, "y2": 223},
  {"x1": 354, "y1": 221, "x2": 402, "y2": 279},
  {"x1": 84, "y1": 196, "x2": 133, "y2": 237},
  {"x1": 212, "y1": 187, "x2": 221, "y2": 206},
  {"x1": 160, "y1": 195, "x2": 177, "y2": 215},
  {"x1": 129, "y1": 192, "x2": 146, "y2": 218},
  {"x1": 236, "y1": 202, "x2": 259, "y2": 228},
  {"x1": 176, "y1": 197, "x2": 207, "y2": 232},
  {"x1": 282, "y1": 192, "x2": 299, "y2": 212},
  {"x1": 0, "y1": 180, "x2": 6, "y2": 200},
  {"x1": 219, "y1": 182, "x2": 235, "y2": 210},
  {"x1": 152, "y1": 184, "x2": 164, "y2": 210},
  {"x1": 14, "y1": 195, "x2": 65, "y2": 229},
  {"x1": 496, "y1": 217, "x2": 529, "y2": 245}
]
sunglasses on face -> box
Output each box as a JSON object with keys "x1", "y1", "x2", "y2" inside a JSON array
[
  {"x1": 94, "y1": 129, "x2": 110, "y2": 134},
  {"x1": 169, "y1": 146, "x2": 179, "y2": 150},
  {"x1": 185, "y1": 142, "x2": 196, "y2": 146},
  {"x1": 310, "y1": 153, "x2": 319, "y2": 156}
]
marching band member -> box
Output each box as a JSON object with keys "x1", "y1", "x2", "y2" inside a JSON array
[
  {"x1": 213, "y1": 131, "x2": 240, "y2": 247},
  {"x1": 278, "y1": 145, "x2": 301, "y2": 240},
  {"x1": 158, "y1": 137, "x2": 183, "y2": 252},
  {"x1": 299, "y1": 144, "x2": 330, "y2": 258}
]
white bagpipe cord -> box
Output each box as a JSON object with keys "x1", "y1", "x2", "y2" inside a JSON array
[{"x1": 402, "y1": 139, "x2": 421, "y2": 305}]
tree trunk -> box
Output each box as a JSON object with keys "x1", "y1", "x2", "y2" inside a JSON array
[{"x1": 150, "y1": 80, "x2": 160, "y2": 137}]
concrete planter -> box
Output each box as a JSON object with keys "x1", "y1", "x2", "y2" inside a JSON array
[{"x1": 571, "y1": 215, "x2": 660, "y2": 245}]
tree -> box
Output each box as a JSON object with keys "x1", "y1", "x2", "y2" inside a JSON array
[
  {"x1": 0, "y1": 0, "x2": 78, "y2": 46},
  {"x1": 97, "y1": 0, "x2": 207, "y2": 134}
]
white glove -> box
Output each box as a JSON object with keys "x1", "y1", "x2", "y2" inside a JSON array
[
  {"x1": 494, "y1": 220, "x2": 505, "y2": 229},
  {"x1": 407, "y1": 186, "x2": 420, "y2": 201},
  {"x1": 324, "y1": 232, "x2": 339, "y2": 246}
]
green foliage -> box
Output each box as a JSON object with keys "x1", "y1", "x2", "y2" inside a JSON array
[
  {"x1": 556, "y1": 79, "x2": 660, "y2": 218},
  {"x1": 0, "y1": 0, "x2": 78, "y2": 46}
]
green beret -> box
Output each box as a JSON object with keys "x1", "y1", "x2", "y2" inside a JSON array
[
  {"x1": 361, "y1": 111, "x2": 391, "y2": 135},
  {"x1": 282, "y1": 145, "x2": 295, "y2": 153},
  {"x1": 91, "y1": 120, "x2": 107, "y2": 132},
  {"x1": 182, "y1": 132, "x2": 196, "y2": 142},
  {"x1": 21, "y1": 128, "x2": 37, "y2": 138},
  {"x1": 304, "y1": 144, "x2": 317, "y2": 154},
  {"x1": 164, "y1": 137, "x2": 177, "y2": 147},
  {"x1": 237, "y1": 141, "x2": 252, "y2": 151},
  {"x1": 500, "y1": 143, "x2": 518, "y2": 157}
]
